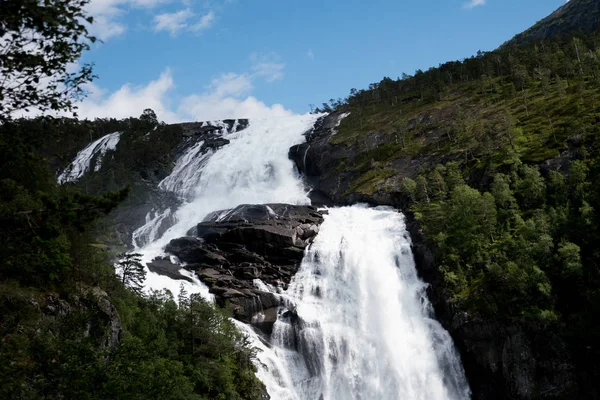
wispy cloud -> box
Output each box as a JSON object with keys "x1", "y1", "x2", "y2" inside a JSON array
[
  {"x1": 84, "y1": 0, "x2": 221, "y2": 40},
  {"x1": 190, "y1": 10, "x2": 216, "y2": 33},
  {"x1": 307, "y1": 49, "x2": 314, "y2": 60},
  {"x1": 154, "y1": 8, "x2": 195, "y2": 36},
  {"x1": 85, "y1": 0, "x2": 171, "y2": 41},
  {"x1": 153, "y1": 9, "x2": 216, "y2": 36},
  {"x1": 463, "y1": 0, "x2": 485, "y2": 9}
]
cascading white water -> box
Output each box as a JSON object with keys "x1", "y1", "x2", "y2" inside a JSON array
[
  {"x1": 127, "y1": 114, "x2": 470, "y2": 399},
  {"x1": 58, "y1": 132, "x2": 121, "y2": 184},
  {"x1": 251, "y1": 205, "x2": 471, "y2": 400},
  {"x1": 134, "y1": 115, "x2": 320, "y2": 293}
]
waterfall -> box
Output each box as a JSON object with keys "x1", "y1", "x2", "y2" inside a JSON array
[
  {"x1": 134, "y1": 115, "x2": 320, "y2": 294},
  {"x1": 250, "y1": 205, "x2": 471, "y2": 400},
  {"x1": 58, "y1": 132, "x2": 121, "y2": 184},
  {"x1": 126, "y1": 114, "x2": 470, "y2": 399}
]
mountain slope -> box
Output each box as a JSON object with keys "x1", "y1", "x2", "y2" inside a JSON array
[
  {"x1": 503, "y1": 0, "x2": 600, "y2": 47},
  {"x1": 295, "y1": 6, "x2": 600, "y2": 400}
]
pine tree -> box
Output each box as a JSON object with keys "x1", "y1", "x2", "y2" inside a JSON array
[{"x1": 117, "y1": 253, "x2": 146, "y2": 294}]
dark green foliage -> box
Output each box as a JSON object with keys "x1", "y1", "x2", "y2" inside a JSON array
[
  {"x1": 0, "y1": 115, "x2": 262, "y2": 399},
  {"x1": 410, "y1": 147, "x2": 600, "y2": 361},
  {"x1": 0, "y1": 287, "x2": 263, "y2": 400},
  {"x1": 0, "y1": 119, "x2": 129, "y2": 287},
  {"x1": 0, "y1": 0, "x2": 96, "y2": 117}
]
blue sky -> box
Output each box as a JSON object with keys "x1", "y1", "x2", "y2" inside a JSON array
[{"x1": 75, "y1": 0, "x2": 567, "y2": 122}]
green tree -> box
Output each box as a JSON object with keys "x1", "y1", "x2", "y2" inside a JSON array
[
  {"x1": 444, "y1": 162, "x2": 464, "y2": 191},
  {"x1": 0, "y1": 0, "x2": 96, "y2": 118},
  {"x1": 556, "y1": 240, "x2": 583, "y2": 277},
  {"x1": 117, "y1": 253, "x2": 146, "y2": 294},
  {"x1": 399, "y1": 177, "x2": 417, "y2": 203},
  {"x1": 514, "y1": 165, "x2": 546, "y2": 209},
  {"x1": 140, "y1": 108, "x2": 159, "y2": 128},
  {"x1": 415, "y1": 175, "x2": 430, "y2": 203}
]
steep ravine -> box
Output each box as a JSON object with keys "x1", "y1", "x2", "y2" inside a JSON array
[{"x1": 289, "y1": 113, "x2": 580, "y2": 399}]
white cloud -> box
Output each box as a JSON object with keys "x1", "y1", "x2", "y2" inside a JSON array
[
  {"x1": 70, "y1": 68, "x2": 293, "y2": 122},
  {"x1": 307, "y1": 49, "x2": 314, "y2": 60},
  {"x1": 463, "y1": 0, "x2": 485, "y2": 9},
  {"x1": 191, "y1": 11, "x2": 216, "y2": 33},
  {"x1": 154, "y1": 8, "x2": 195, "y2": 36},
  {"x1": 252, "y1": 62, "x2": 284, "y2": 82},
  {"x1": 75, "y1": 69, "x2": 180, "y2": 121},
  {"x1": 153, "y1": 9, "x2": 216, "y2": 36},
  {"x1": 85, "y1": 0, "x2": 216, "y2": 40},
  {"x1": 86, "y1": 0, "x2": 171, "y2": 40}
]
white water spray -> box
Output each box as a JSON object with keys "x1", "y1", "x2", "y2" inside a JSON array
[{"x1": 254, "y1": 205, "x2": 471, "y2": 400}]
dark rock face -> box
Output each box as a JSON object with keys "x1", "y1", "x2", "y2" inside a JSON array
[
  {"x1": 288, "y1": 113, "x2": 357, "y2": 205},
  {"x1": 201, "y1": 136, "x2": 230, "y2": 151},
  {"x1": 290, "y1": 117, "x2": 580, "y2": 399},
  {"x1": 179, "y1": 119, "x2": 249, "y2": 137},
  {"x1": 162, "y1": 204, "x2": 324, "y2": 326},
  {"x1": 44, "y1": 286, "x2": 124, "y2": 350},
  {"x1": 147, "y1": 257, "x2": 193, "y2": 283}
]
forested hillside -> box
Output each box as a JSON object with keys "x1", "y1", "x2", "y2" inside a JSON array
[
  {"x1": 300, "y1": 14, "x2": 600, "y2": 398},
  {"x1": 0, "y1": 0, "x2": 264, "y2": 398},
  {"x1": 0, "y1": 114, "x2": 265, "y2": 399}
]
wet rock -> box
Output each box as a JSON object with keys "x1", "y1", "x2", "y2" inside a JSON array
[
  {"x1": 201, "y1": 136, "x2": 230, "y2": 151},
  {"x1": 147, "y1": 257, "x2": 193, "y2": 282},
  {"x1": 164, "y1": 204, "x2": 324, "y2": 321},
  {"x1": 503, "y1": 332, "x2": 536, "y2": 398},
  {"x1": 251, "y1": 307, "x2": 279, "y2": 335}
]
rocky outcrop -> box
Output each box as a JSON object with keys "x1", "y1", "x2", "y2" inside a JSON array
[
  {"x1": 288, "y1": 113, "x2": 358, "y2": 205},
  {"x1": 289, "y1": 109, "x2": 457, "y2": 208},
  {"x1": 42, "y1": 287, "x2": 123, "y2": 350},
  {"x1": 179, "y1": 119, "x2": 249, "y2": 137},
  {"x1": 147, "y1": 257, "x2": 194, "y2": 282},
  {"x1": 160, "y1": 204, "x2": 324, "y2": 328}
]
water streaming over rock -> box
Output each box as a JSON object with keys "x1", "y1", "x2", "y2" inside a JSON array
[
  {"x1": 126, "y1": 115, "x2": 470, "y2": 399},
  {"x1": 58, "y1": 132, "x2": 121, "y2": 184},
  {"x1": 133, "y1": 115, "x2": 320, "y2": 295},
  {"x1": 249, "y1": 205, "x2": 471, "y2": 400}
]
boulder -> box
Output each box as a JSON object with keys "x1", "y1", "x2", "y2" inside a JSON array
[
  {"x1": 162, "y1": 204, "x2": 325, "y2": 322},
  {"x1": 147, "y1": 257, "x2": 193, "y2": 282}
]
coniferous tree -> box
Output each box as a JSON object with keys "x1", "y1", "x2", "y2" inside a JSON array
[{"x1": 117, "y1": 253, "x2": 146, "y2": 294}]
